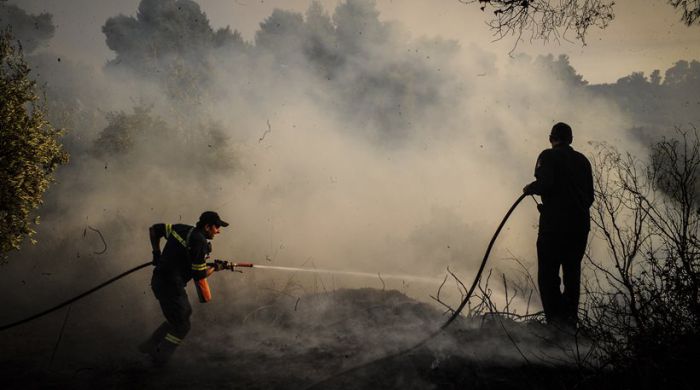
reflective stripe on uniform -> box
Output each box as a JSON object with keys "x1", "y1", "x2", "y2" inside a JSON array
[
  {"x1": 191, "y1": 263, "x2": 207, "y2": 271},
  {"x1": 170, "y1": 230, "x2": 188, "y2": 248},
  {"x1": 164, "y1": 333, "x2": 182, "y2": 345},
  {"x1": 165, "y1": 224, "x2": 189, "y2": 248}
]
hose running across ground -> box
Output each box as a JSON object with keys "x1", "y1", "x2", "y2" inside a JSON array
[
  {"x1": 0, "y1": 193, "x2": 527, "y2": 385},
  {"x1": 0, "y1": 262, "x2": 151, "y2": 331},
  {"x1": 306, "y1": 193, "x2": 527, "y2": 389}
]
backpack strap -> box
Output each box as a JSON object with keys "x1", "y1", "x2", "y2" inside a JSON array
[{"x1": 165, "y1": 224, "x2": 194, "y2": 250}]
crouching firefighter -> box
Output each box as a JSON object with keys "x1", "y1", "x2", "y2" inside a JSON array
[{"x1": 139, "y1": 211, "x2": 232, "y2": 365}]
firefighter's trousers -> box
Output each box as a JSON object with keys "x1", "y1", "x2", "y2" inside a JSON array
[
  {"x1": 537, "y1": 229, "x2": 588, "y2": 327},
  {"x1": 141, "y1": 272, "x2": 192, "y2": 363}
]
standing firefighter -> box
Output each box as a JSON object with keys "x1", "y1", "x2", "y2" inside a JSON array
[
  {"x1": 523, "y1": 123, "x2": 594, "y2": 329},
  {"x1": 139, "y1": 211, "x2": 230, "y2": 365}
]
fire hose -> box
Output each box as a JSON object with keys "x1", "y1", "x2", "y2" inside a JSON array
[
  {"x1": 306, "y1": 193, "x2": 527, "y2": 389},
  {"x1": 0, "y1": 261, "x2": 253, "y2": 332},
  {"x1": 0, "y1": 193, "x2": 527, "y2": 382}
]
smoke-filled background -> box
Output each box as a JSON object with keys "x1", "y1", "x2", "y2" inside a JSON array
[{"x1": 1, "y1": 0, "x2": 698, "y2": 387}]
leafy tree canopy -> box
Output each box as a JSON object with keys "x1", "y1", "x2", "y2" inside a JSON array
[{"x1": 0, "y1": 30, "x2": 68, "y2": 261}]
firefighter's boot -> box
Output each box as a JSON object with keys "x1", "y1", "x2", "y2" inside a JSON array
[
  {"x1": 139, "y1": 322, "x2": 168, "y2": 355},
  {"x1": 150, "y1": 332, "x2": 182, "y2": 366}
]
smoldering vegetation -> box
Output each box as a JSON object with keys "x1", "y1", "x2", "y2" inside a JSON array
[
  {"x1": 0, "y1": 0, "x2": 699, "y2": 388},
  {"x1": 1, "y1": 285, "x2": 592, "y2": 389}
]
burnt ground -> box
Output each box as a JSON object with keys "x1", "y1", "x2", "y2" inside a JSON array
[{"x1": 1, "y1": 287, "x2": 616, "y2": 389}]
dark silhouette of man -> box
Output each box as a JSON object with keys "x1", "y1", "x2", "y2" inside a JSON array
[{"x1": 523, "y1": 122, "x2": 593, "y2": 329}]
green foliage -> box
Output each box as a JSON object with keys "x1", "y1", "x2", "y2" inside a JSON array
[
  {"x1": 91, "y1": 105, "x2": 167, "y2": 157},
  {"x1": 0, "y1": 30, "x2": 68, "y2": 260},
  {"x1": 91, "y1": 105, "x2": 236, "y2": 173}
]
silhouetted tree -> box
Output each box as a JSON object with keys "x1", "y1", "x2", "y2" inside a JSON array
[
  {"x1": 304, "y1": 1, "x2": 341, "y2": 76},
  {"x1": 213, "y1": 26, "x2": 248, "y2": 51},
  {"x1": 534, "y1": 54, "x2": 588, "y2": 86},
  {"x1": 461, "y1": 0, "x2": 615, "y2": 45},
  {"x1": 0, "y1": 1, "x2": 54, "y2": 53},
  {"x1": 92, "y1": 106, "x2": 168, "y2": 158},
  {"x1": 333, "y1": 0, "x2": 388, "y2": 55},
  {"x1": 102, "y1": 0, "x2": 245, "y2": 104},
  {"x1": 103, "y1": 0, "x2": 214, "y2": 74},
  {"x1": 669, "y1": 0, "x2": 700, "y2": 25},
  {"x1": 255, "y1": 9, "x2": 306, "y2": 62},
  {"x1": 663, "y1": 59, "x2": 700, "y2": 86},
  {"x1": 587, "y1": 60, "x2": 700, "y2": 136},
  {"x1": 650, "y1": 69, "x2": 662, "y2": 86},
  {"x1": 583, "y1": 128, "x2": 700, "y2": 379}
]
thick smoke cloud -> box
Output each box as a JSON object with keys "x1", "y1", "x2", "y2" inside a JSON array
[
  {"x1": 0, "y1": 1, "x2": 54, "y2": 53},
  {"x1": 5, "y1": 2, "x2": 700, "y2": 385},
  {"x1": 100, "y1": 0, "x2": 462, "y2": 140},
  {"x1": 3, "y1": 0, "x2": 694, "y2": 355},
  {"x1": 102, "y1": 0, "x2": 245, "y2": 73},
  {"x1": 2, "y1": 0, "x2": 636, "y2": 305}
]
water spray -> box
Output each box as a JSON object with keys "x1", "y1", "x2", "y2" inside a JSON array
[
  {"x1": 1, "y1": 192, "x2": 527, "y2": 357},
  {"x1": 306, "y1": 193, "x2": 527, "y2": 389},
  {"x1": 0, "y1": 260, "x2": 440, "y2": 331},
  {"x1": 224, "y1": 262, "x2": 442, "y2": 284}
]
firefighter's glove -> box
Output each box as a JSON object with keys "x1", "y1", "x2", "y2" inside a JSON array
[
  {"x1": 152, "y1": 250, "x2": 161, "y2": 266},
  {"x1": 212, "y1": 259, "x2": 230, "y2": 272},
  {"x1": 523, "y1": 183, "x2": 536, "y2": 195}
]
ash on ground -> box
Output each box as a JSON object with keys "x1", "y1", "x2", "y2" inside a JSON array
[{"x1": 0, "y1": 288, "x2": 596, "y2": 389}]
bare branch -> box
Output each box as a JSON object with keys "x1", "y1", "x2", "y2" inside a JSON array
[{"x1": 459, "y1": 0, "x2": 615, "y2": 47}]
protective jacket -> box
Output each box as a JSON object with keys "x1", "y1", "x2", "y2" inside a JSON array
[
  {"x1": 527, "y1": 144, "x2": 594, "y2": 233},
  {"x1": 151, "y1": 223, "x2": 209, "y2": 283}
]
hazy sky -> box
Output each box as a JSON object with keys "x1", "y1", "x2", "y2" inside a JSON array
[{"x1": 15, "y1": 0, "x2": 699, "y2": 83}]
